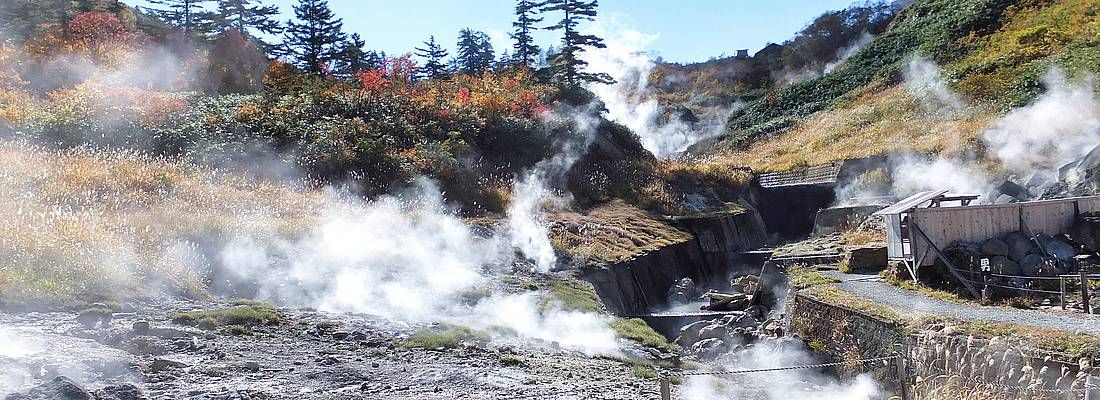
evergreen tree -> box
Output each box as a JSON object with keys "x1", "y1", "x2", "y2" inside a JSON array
[
  {"x1": 496, "y1": 50, "x2": 512, "y2": 70},
  {"x1": 281, "y1": 0, "x2": 346, "y2": 75},
  {"x1": 0, "y1": 0, "x2": 72, "y2": 39},
  {"x1": 510, "y1": 0, "x2": 541, "y2": 67},
  {"x1": 540, "y1": 0, "x2": 612, "y2": 86},
  {"x1": 414, "y1": 35, "x2": 449, "y2": 79},
  {"x1": 144, "y1": 0, "x2": 216, "y2": 38},
  {"x1": 454, "y1": 28, "x2": 494, "y2": 74},
  {"x1": 215, "y1": 0, "x2": 282, "y2": 46},
  {"x1": 333, "y1": 33, "x2": 375, "y2": 77}
]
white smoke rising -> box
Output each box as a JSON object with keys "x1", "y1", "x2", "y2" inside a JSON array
[
  {"x1": 824, "y1": 32, "x2": 873, "y2": 74},
  {"x1": 580, "y1": 19, "x2": 730, "y2": 157},
  {"x1": 505, "y1": 108, "x2": 599, "y2": 272},
  {"x1": 982, "y1": 70, "x2": 1100, "y2": 174},
  {"x1": 891, "y1": 156, "x2": 990, "y2": 196},
  {"x1": 220, "y1": 178, "x2": 621, "y2": 355},
  {"x1": 680, "y1": 341, "x2": 883, "y2": 399},
  {"x1": 903, "y1": 56, "x2": 965, "y2": 116}
]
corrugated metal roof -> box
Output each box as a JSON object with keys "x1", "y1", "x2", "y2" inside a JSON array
[
  {"x1": 757, "y1": 162, "x2": 842, "y2": 188},
  {"x1": 873, "y1": 189, "x2": 949, "y2": 216}
]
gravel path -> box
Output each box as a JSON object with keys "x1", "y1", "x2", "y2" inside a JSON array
[{"x1": 821, "y1": 270, "x2": 1100, "y2": 334}]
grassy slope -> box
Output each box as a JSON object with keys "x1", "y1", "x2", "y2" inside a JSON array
[
  {"x1": 714, "y1": 0, "x2": 1100, "y2": 172},
  {"x1": 0, "y1": 142, "x2": 317, "y2": 308}
]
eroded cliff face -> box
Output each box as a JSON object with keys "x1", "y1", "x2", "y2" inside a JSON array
[{"x1": 582, "y1": 209, "x2": 768, "y2": 316}]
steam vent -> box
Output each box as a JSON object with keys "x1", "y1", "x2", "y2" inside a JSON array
[{"x1": 3, "y1": 0, "x2": 1100, "y2": 399}]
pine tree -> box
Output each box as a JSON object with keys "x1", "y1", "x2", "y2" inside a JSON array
[
  {"x1": 454, "y1": 28, "x2": 494, "y2": 74},
  {"x1": 281, "y1": 0, "x2": 346, "y2": 75},
  {"x1": 144, "y1": 0, "x2": 216, "y2": 38},
  {"x1": 333, "y1": 33, "x2": 375, "y2": 77},
  {"x1": 510, "y1": 0, "x2": 541, "y2": 67},
  {"x1": 540, "y1": 0, "x2": 612, "y2": 86},
  {"x1": 215, "y1": 0, "x2": 281, "y2": 46},
  {"x1": 414, "y1": 35, "x2": 449, "y2": 79}
]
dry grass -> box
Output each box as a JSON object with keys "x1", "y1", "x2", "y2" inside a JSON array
[
  {"x1": 0, "y1": 141, "x2": 319, "y2": 308},
  {"x1": 718, "y1": 85, "x2": 998, "y2": 172},
  {"x1": 548, "y1": 201, "x2": 692, "y2": 264},
  {"x1": 841, "y1": 229, "x2": 886, "y2": 246}
]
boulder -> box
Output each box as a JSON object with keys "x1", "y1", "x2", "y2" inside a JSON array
[
  {"x1": 95, "y1": 384, "x2": 147, "y2": 400},
  {"x1": 981, "y1": 239, "x2": 1010, "y2": 257},
  {"x1": 1019, "y1": 254, "x2": 1045, "y2": 277},
  {"x1": 1004, "y1": 232, "x2": 1035, "y2": 262},
  {"x1": 1038, "y1": 235, "x2": 1077, "y2": 262},
  {"x1": 700, "y1": 292, "x2": 750, "y2": 312},
  {"x1": 3, "y1": 376, "x2": 93, "y2": 400},
  {"x1": 720, "y1": 312, "x2": 759, "y2": 330},
  {"x1": 666, "y1": 278, "x2": 696, "y2": 305},
  {"x1": 149, "y1": 358, "x2": 188, "y2": 373},
  {"x1": 675, "y1": 320, "x2": 711, "y2": 346},
  {"x1": 843, "y1": 245, "x2": 887, "y2": 272},
  {"x1": 1071, "y1": 213, "x2": 1100, "y2": 253},
  {"x1": 698, "y1": 324, "x2": 729, "y2": 341},
  {"x1": 690, "y1": 338, "x2": 726, "y2": 361},
  {"x1": 131, "y1": 321, "x2": 151, "y2": 335},
  {"x1": 990, "y1": 256, "x2": 1021, "y2": 276}
]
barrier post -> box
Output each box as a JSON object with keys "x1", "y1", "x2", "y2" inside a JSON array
[
  {"x1": 894, "y1": 344, "x2": 909, "y2": 400},
  {"x1": 659, "y1": 374, "x2": 671, "y2": 400},
  {"x1": 1080, "y1": 255, "x2": 1093, "y2": 315},
  {"x1": 1061, "y1": 276, "x2": 1067, "y2": 310}
]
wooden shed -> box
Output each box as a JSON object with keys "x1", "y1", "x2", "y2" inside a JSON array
[{"x1": 874, "y1": 192, "x2": 1100, "y2": 295}]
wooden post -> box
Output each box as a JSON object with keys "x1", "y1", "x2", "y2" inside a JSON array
[
  {"x1": 894, "y1": 343, "x2": 909, "y2": 400},
  {"x1": 1061, "y1": 276, "x2": 1067, "y2": 310},
  {"x1": 659, "y1": 376, "x2": 671, "y2": 400},
  {"x1": 981, "y1": 274, "x2": 990, "y2": 304},
  {"x1": 1080, "y1": 255, "x2": 1093, "y2": 315},
  {"x1": 1082, "y1": 269, "x2": 1092, "y2": 315}
]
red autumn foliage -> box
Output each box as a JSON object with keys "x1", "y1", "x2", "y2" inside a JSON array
[{"x1": 67, "y1": 12, "x2": 143, "y2": 64}]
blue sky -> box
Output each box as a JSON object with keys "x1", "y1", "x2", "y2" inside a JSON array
[{"x1": 137, "y1": 0, "x2": 857, "y2": 63}]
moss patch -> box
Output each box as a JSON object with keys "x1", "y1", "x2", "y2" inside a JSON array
[
  {"x1": 610, "y1": 318, "x2": 678, "y2": 352},
  {"x1": 787, "y1": 265, "x2": 841, "y2": 289},
  {"x1": 541, "y1": 278, "x2": 602, "y2": 313},
  {"x1": 548, "y1": 202, "x2": 692, "y2": 264},
  {"x1": 401, "y1": 324, "x2": 488, "y2": 349},
  {"x1": 170, "y1": 304, "x2": 280, "y2": 330}
]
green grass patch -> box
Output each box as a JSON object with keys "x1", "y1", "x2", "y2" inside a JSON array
[
  {"x1": 401, "y1": 324, "x2": 488, "y2": 349},
  {"x1": 631, "y1": 365, "x2": 659, "y2": 379},
  {"x1": 786, "y1": 265, "x2": 840, "y2": 289},
  {"x1": 882, "y1": 276, "x2": 968, "y2": 304},
  {"x1": 915, "y1": 316, "x2": 1100, "y2": 360},
  {"x1": 610, "y1": 318, "x2": 678, "y2": 352},
  {"x1": 170, "y1": 304, "x2": 280, "y2": 330},
  {"x1": 498, "y1": 354, "x2": 524, "y2": 366},
  {"x1": 541, "y1": 278, "x2": 602, "y2": 313},
  {"x1": 803, "y1": 285, "x2": 903, "y2": 322}
]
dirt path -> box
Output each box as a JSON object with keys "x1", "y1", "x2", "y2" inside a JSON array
[{"x1": 821, "y1": 271, "x2": 1100, "y2": 335}]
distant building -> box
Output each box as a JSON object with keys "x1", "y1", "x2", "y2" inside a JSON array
[{"x1": 735, "y1": 49, "x2": 749, "y2": 59}]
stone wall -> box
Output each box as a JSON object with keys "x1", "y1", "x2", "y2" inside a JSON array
[
  {"x1": 788, "y1": 292, "x2": 1097, "y2": 399},
  {"x1": 583, "y1": 210, "x2": 768, "y2": 316}
]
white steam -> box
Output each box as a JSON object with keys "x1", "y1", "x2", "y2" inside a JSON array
[
  {"x1": 681, "y1": 341, "x2": 883, "y2": 399},
  {"x1": 581, "y1": 19, "x2": 730, "y2": 157},
  {"x1": 824, "y1": 32, "x2": 873, "y2": 74},
  {"x1": 220, "y1": 178, "x2": 619, "y2": 355},
  {"x1": 982, "y1": 70, "x2": 1100, "y2": 174},
  {"x1": 902, "y1": 56, "x2": 965, "y2": 116}
]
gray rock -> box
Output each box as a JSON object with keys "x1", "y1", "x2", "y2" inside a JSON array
[
  {"x1": 991, "y1": 256, "x2": 1021, "y2": 276},
  {"x1": 720, "y1": 312, "x2": 759, "y2": 329},
  {"x1": 676, "y1": 320, "x2": 711, "y2": 346},
  {"x1": 132, "y1": 321, "x2": 151, "y2": 335},
  {"x1": 690, "y1": 338, "x2": 726, "y2": 361},
  {"x1": 697, "y1": 324, "x2": 729, "y2": 341},
  {"x1": 95, "y1": 384, "x2": 147, "y2": 400},
  {"x1": 1005, "y1": 232, "x2": 1034, "y2": 262},
  {"x1": 4, "y1": 376, "x2": 92, "y2": 400},
  {"x1": 1039, "y1": 235, "x2": 1077, "y2": 261},
  {"x1": 981, "y1": 239, "x2": 1010, "y2": 257},
  {"x1": 244, "y1": 361, "x2": 261, "y2": 372},
  {"x1": 149, "y1": 358, "x2": 188, "y2": 373},
  {"x1": 1019, "y1": 254, "x2": 1045, "y2": 276}
]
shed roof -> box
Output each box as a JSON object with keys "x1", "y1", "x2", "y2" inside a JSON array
[{"x1": 873, "y1": 189, "x2": 949, "y2": 216}]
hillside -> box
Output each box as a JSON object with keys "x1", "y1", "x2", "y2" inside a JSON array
[{"x1": 686, "y1": 0, "x2": 1100, "y2": 173}]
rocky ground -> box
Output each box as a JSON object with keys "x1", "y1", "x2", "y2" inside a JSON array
[{"x1": 0, "y1": 300, "x2": 661, "y2": 400}]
